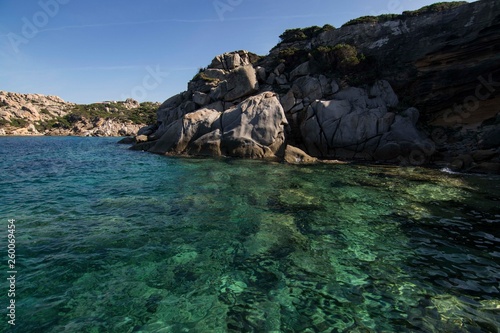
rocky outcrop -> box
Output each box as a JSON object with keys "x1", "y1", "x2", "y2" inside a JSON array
[
  {"x1": 130, "y1": 1, "x2": 499, "y2": 172},
  {"x1": 268, "y1": 0, "x2": 500, "y2": 171},
  {"x1": 47, "y1": 118, "x2": 142, "y2": 137},
  {"x1": 0, "y1": 90, "x2": 73, "y2": 123},
  {"x1": 147, "y1": 92, "x2": 287, "y2": 160},
  {"x1": 0, "y1": 91, "x2": 155, "y2": 137},
  {"x1": 300, "y1": 82, "x2": 433, "y2": 162},
  {"x1": 134, "y1": 51, "x2": 433, "y2": 165}
]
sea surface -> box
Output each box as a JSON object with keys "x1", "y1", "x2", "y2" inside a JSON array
[{"x1": 0, "y1": 136, "x2": 499, "y2": 333}]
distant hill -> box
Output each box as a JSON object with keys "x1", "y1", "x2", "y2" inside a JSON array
[{"x1": 0, "y1": 91, "x2": 158, "y2": 136}]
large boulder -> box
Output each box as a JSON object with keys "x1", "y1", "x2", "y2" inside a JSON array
[
  {"x1": 290, "y1": 61, "x2": 311, "y2": 80},
  {"x1": 375, "y1": 113, "x2": 434, "y2": 163},
  {"x1": 149, "y1": 108, "x2": 221, "y2": 154},
  {"x1": 219, "y1": 92, "x2": 287, "y2": 158},
  {"x1": 300, "y1": 80, "x2": 433, "y2": 162},
  {"x1": 223, "y1": 65, "x2": 259, "y2": 102},
  {"x1": 209, "y1": 50, "x2": 259, "y2": 71},
  {"x1": 292, "y1": 76, "x2": 323, "y2": 101},
  {"x1": 147, "y1": 92, "x2": 287, "y2": 159}
]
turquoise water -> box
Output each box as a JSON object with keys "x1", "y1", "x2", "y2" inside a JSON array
[{"x1": 0, "y1": 137, "x2": 499, "y2": 333}]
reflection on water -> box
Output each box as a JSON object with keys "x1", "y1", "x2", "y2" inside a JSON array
[{"x1": 0, "y1": 137, "x2": 499, "y2": 332}]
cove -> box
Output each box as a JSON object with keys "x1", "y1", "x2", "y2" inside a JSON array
[{"x1": 0, "y1": 136, "x2": 499, "y2": 332}]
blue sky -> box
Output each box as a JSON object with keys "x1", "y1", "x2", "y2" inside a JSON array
[{"x1": 0, "y1": 0, "x2": 473, "y2": 104}]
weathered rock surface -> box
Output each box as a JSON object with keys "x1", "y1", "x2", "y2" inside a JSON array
[
  {"x1": 132, "y1": 0, "x2": 500, "y2": 172},
  {"x1": 297, "y1": 80, "x2": 434, "y2": 162},
  {"x1": 147, "y1": 92, "x2": 287, "y2": 159},
  {"x1": 4, "y1": 1, "x2": 491, "y2": 172},
  {"x1": 0, "y1": 91, "x2": 74, "y2": 124},
  {"x1": 264, "y1": 0, "x2": 499, "y2": 170},
  {"x1": 283, "y1": 145, "x2": 317, "y2": 164},
  {"x1": 0, "y1": 91, "x2": 154, "y2": 137}
]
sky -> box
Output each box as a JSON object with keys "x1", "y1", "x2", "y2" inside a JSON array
[{"x1": 0, "y1": 0, "x2": 474, "y2": 104}]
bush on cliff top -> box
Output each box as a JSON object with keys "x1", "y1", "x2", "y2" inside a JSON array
[
  {"x1": 342, "y1": 1, "x2": 468, "y2": 27},
  {"x1": 279, "y1": 24, "x2": 335, "y2": 44},
  {"x1": 343, "y1": 14, "x2": 399, "y2": 27},
  {"x1": 402, "y1": 1, "x2": 468, "y2": 16}
]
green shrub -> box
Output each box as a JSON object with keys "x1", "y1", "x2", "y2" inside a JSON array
[
  {"x1": 343, "y1": 14, "x2": 402, "y2": 27},
  {"x1": 9, "y1": 118, "x2": 28, "y2": 128},
  {"x1": 35, "y1": 117, "x2": 71, "y2": 131},
  {"x1": 279, "y1": 24, "x2": 336, "y2": 44},
  {"x1": 35, "y1": 101, "x2": 158, "y2": 130},
  {"x1": 279, "y1": 28, "x2": 308, "y2": 43},
  {"x1": 276, "y1": 48, "x2": 309, "y2": 69},
  {"x1": 278, "y1": 47, "x2": 300, "y2": 58},
  {"x1": 402, "y1": 1, "x2": 467, "y2": 16},
  {"x1": 312, "y1": 44, "x2": 362, "y2": 72},
  {"x1": 321, "y1": 24, "x2": 335, "y2": 32},
  {"x1": 343, "y1": 2, "x2": 467, "y2": 27},
  {"x1": 343, "y1": 16, "x2": 379, "y2": 26},
  {"x1": 333, "y1": 44, "x2": 360, "y2": 70}
]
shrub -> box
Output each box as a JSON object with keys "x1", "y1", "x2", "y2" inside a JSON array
[
  {"x1": 279, "y1": 24, "x2": 336, "y2": 44},
  {"x1": 9, "y1": 118, "x2": 28, "y2": 128},
  {"x1": 332, "y1": 44, "x2": 360, "y2": 70},
  {"x1": 343, "y1": 16, "x2": 379, "y2": 27},
  {"x1": 321, "y1": 24, "x2": 335, "y2": 32},
  {"x1": 342, "y1": 2, "x2": 467, "y2": 27},
  {"x1": 277, "y1": 48, "x2": 309, "y2": 69},
  {"x1": 35, "y1": 101, "x2": 158, "y2": 130},
  {"x1": 279, "y1": 28, "x2": 308, "y2": 44},
  {"x1": 312, "y1": 44, "x2": 361, "y2": 72},
  {"x1": 402, "y1": 1, "x2": 468, "y2": 17}
]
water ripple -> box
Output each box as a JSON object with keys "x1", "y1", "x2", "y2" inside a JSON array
[{"x1": 0, "y1": 137, "x2": 499, "y2": 332}]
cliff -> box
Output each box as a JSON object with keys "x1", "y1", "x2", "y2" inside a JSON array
[
  {"x1": 130, "y1": 0, "x2": 500, "y2": 173},
  {"x1": 0, "y1": 91, "x2": 158, "y2": 137}
]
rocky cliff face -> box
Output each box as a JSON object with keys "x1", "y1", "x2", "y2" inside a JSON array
[
  {"x1": 0, "y1": 91, "x2": 154, "y2": 137},
  {"x1": 134, "y1": 1, "x2": 499, "y2": 173},
  {"x1": 269, "y1": 0, "x2": 500, "y2": 171}
]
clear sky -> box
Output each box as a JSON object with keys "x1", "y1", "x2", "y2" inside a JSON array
[{"x1": 0, "y1": 0, "x2": 473, "y2": 104}]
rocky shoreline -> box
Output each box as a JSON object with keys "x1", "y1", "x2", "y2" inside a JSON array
[
  {"x1": 0, "y1": 91, "x2": 156, "y2": 137},
  {"x1": 3, "y1": 1, "x2": 499, "y2": 174},
  {"x1": 126, "y1": 0, "x2": 499, "y2": 174}
]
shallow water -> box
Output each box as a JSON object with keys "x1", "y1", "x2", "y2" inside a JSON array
[{"x1": 0, "y1": 136, "x2": 499, "y2": 333}]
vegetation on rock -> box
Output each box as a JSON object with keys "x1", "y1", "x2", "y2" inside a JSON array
[
  {"x1": 277, "y1": 47, "x2": 309, "y2": 67},
  {"x1": 7, "y1": 118, "x2": 28, "y2": 128},
  {"x1": 343, "y1": 14, "x2": 399, "y2": 27},
  {"x1": 275, "y1": 43, "x2": 374, "y2": 86},
  {"x1": 278, "y1": 24, "x2": 335, "y2": 44},
  {"x1": 34, "y1": 102, "x2": 158, "y2": 132},
  {"x1": 343, "y1": 1, "x2": 468, "y2": 26},
  {"x1": 402, "y1": 1, "x2": 468, "y2": 16}
]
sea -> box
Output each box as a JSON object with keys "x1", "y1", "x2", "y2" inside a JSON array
[{"x1": 0, "y1": 136, "x2": 499, "y2": 333}]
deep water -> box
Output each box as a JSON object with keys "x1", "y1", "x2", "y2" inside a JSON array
[{"x1": 0, "y1": 136, "x2": 499, "y2": 333}]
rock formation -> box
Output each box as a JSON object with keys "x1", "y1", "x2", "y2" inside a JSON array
[
  {"x1": 145, "y1": 92, "x2": 287, "y2": 159},
  {"x1": 131, "y1": 0, "x2": 500, "y2": 172},
  {"x1": 0, "y1": 91, "x2": 156, "y2": 137}
]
